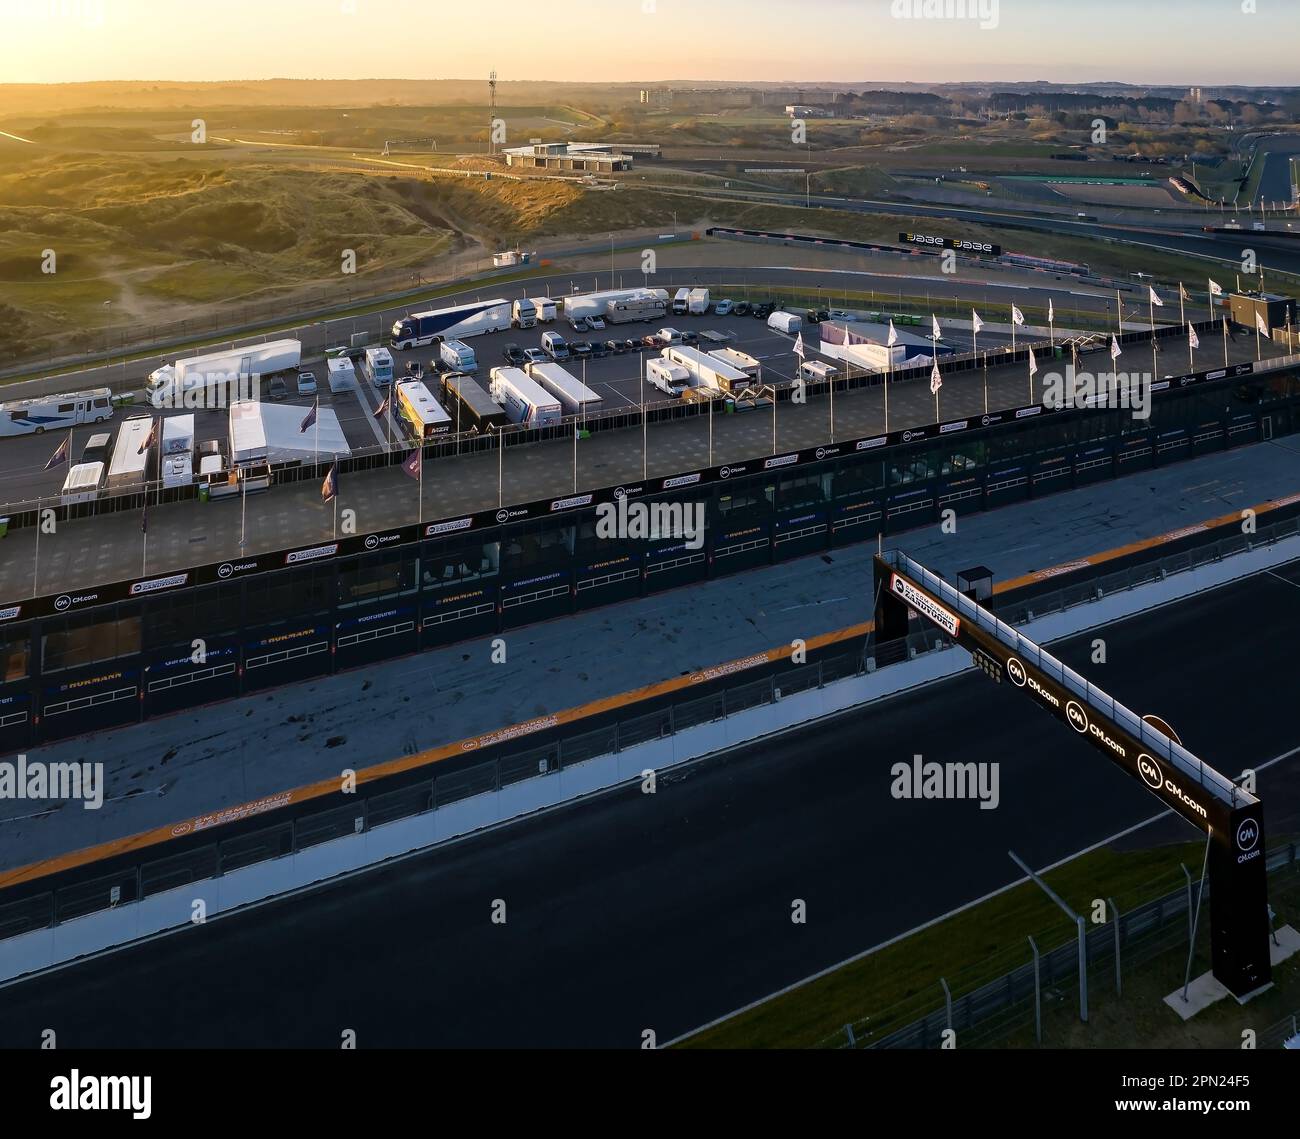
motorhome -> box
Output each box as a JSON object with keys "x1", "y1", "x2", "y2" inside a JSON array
[
  {"x1": 363, "y1": 347, "x2": 395, "y2": 387},
  {"x1": 0, "y1": 388, "x2": 113, "y2": 438}
]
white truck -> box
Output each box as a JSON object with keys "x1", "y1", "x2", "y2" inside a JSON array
[
  {"x1": 672, "y1": 287, "x2": 691, "y2": 315},
  {"x1": 526, "y1": 361, "x2": 603, "y2": 416},
  {"x1": 489, "y1": 367, "x2": 563, "y2": 428},
  {"x1": 161, "y1": 414, "x2": 195, "y2": 489},
  {"x1": 565, "y1": 288, "x2": 660, "y2": 323},
  {"x1": 531, "y1": 297, "x2": 557, "y2": 323},
  {"x1": 709, "y1": 347, "x2": 761, "y2": 379},
  {"x1": 646, "y1": 359, "x2": 693, "y2": 399},
  {"x1": 512, "y1": 298, "x2": 538, "y2": 329},
  {"x1": 106, "y1": 415, "x2": 155, "y2": 491},
  {"x1": 146, "y1": 338, "x2": 300, "y2": 408},
  {"x1": 662, "y1": 346, "x2": 750, "y2": 395},
  {"x1": 687, "y1": 288, "x2": 710, "y2": 315},
  {"x1": 605, "y1": 292, "x2": 667, "y2": 324}
]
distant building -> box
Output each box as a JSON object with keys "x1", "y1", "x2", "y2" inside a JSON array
[
  {"x1": 640, "y1": 87, "x2": 673, "y2": 109},
  {"x1": 785, "y1": 104, "x2": 832, "y2": 118},
  {"x1": 502, "y1": 141, "x2": 660, "y2": 173}
]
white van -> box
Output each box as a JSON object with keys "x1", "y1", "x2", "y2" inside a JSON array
[
  {"x1": 672, "y1": 288, "x2": 690, "y2": 315},
  {"x1": 657, "y1": 327, "x2": 684, "y2": 346},
  {"x1": 541, "y1": 330, "x2": 570, "y2": 360}
]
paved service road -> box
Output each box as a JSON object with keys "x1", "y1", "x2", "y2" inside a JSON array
[{"x1": 2, "y1": 561, "x2": 1296, "y2": 1048}]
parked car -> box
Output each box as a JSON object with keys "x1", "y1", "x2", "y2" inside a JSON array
[
  {"x1": 586, "y1": 315, "x2": 606, "y2": 331},
  {"x1": 589, "y1": 340, "x2": 609, "y2": 358},
  {"x1": 502, "y1": 343, "x2": 527, "y2": 366},
  {"x1": 571, "y1": 340, "x2": 593, "y2": 358},
  {"x1": 622, "y1": 339, "x2": 638, "y2": 353},
  {"x1": 267, "y1": 376, "x2": 288, "y2": 401},
  {"x1": 640, "y1": 334, "x2": 660, "y2": 349},
  {"x1": 569, "y1": 316, "x2": 589, "y2": 332},
  {"x1": 606, "y1": 339, "x2": 626, "y2": 355},
  {"x1": 733, "y1": 301, "x2": 751, "y2": 316},
  {"x1": 405, "y1": 360, "x2": 424, "y2": 380},
  {"x1": 296, "y1": 371, "x2": 317, "y2": 395},
  {"x1": 829, "y1": 309, "x2": 854, "y2": 321},
  {"x1": 714, "y1": 299, "x2": 734, "y2": 316},
  {"x1": 753, "y1": 303, "x2": 775, "y2": 319},
  {"x1": 523, "y1": 347, "x2": 548, "y2": 365},
  {"x1": 680, "y1": 330, "x2": 699, "y2": 345}
]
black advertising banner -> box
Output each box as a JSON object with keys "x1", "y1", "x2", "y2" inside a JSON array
[
  {"x1": 898, "y1": 231, "x2": 1003, "y2": 257},
  {"x1": 873, "y1": 554, "x2": 1271, "y2": 997}
]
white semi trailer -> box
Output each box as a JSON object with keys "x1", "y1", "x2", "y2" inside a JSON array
[
  {"x1": 146, "y1": 338, "x2": 300, "y2": 408},
  {"x1": 661, "y1": 346, "x2": 750, "y2": 395}
]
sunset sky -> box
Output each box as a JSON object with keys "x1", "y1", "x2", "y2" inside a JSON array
[{"x1": 3, "y1": 0, "x2": 1294, "y2": 87}]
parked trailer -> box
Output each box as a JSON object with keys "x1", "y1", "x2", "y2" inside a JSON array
[
  {"x1": 440, "y1": 374, "x2": 509, "y2": 433},
  {"x1": 161, "y1": 414, "x2": 195, "y2": 489},
  {"x1": 663, "y1": 346, "x2": 750, "y2": 394},
  {"x1": 396, "y1": 380, "x2": 453, "y2": 439},
  {"x1": 390, "y1": 299, "x2": 511, "y2": 350},
  {"x1": 565, "y1": 288, "x2": 662, "y2": 323},
  {"x1": 0, "y1": 387, "x2": 113, "y2": 438},
  {"x1": 146, "y1": 339, "x2": 300, "y2": 408},
  {"x1": 768, "y1": 311, "x2": 803, "y2": 334},
  {"x1": 106, "y1": 415, "x2": 156, "y2": 491},
  {"x1": 228, "y1": 400, "x2": 268, "y2": 468},
  {"x1": 530, "y1": 297, "x2": 557, "y2": 323},
  {"x1": 489, "y1": 367, "x2": 563, "y2": 428},
  {"x1": 606, "y1": 294, "x2": 667, "y2": 324},
  {"x1": 525, "y1": 361, "x2": 604, "y2": 416},
  {"x1": 708, "y1": 347, "x2": 761, "y2": 379},
  {"x1": 61, "y1": 462, "x2": 104, "y2": 506},
  {"x1": 687, "y1": 288, "x2": 710, "y2": 315},
  {"x1": 327, "y1": 356, "x2": 358, "y2": 393}
]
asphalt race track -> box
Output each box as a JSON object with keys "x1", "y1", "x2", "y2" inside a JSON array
[{"x1": 2, "y1": 559, "x2": 1297, "y2": 1048}]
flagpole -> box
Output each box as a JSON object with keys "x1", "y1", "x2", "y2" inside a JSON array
[
  {"x1": 497, "y1": 425, "x2": 503, "y2": 509},
  {"x1": 418, "y1": 440, "x2": 424, "y2": 524},
  {"x1": 1011, "y1": 306, "x2": 1016, "y2": 355},
  {"x1": 1179, "y1": 283, "x2": 1186, "y2": 330},
  {"x1": 1208, "y1": 278, "x2": 1214, "y2": 323},
  {"x1": 1049, "y1": 304, "x2": 1055, "y2": 351},
  {"x1": 1116, "y1": 289, "x2": 1123, "y2": 334},
  {"x1": 1223, "y1": 317, "x2": 1229, "y2": 367},
  {"x1": 32, "y1": 493, "x2": 41, "y2": 599},
  {"x1": 1189, "y1": 324, "x2": 1195, "y2": 372},
  {"x1": 885, "y1": 356, "x2": 891, "y2": 434},
  {"x1": 641, "y1": 352, "x2": 647, "y2": 480},
  {"x1": 333, "y1": 454, "x2": 339, "y2": 539},
  {"x1": 1149, "y1": 291, "x2": 1158, "y2": 384}
]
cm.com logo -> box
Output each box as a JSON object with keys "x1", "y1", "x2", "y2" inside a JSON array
[
  {"x1": 1237, "y1": 818, "x2": 1260, "y2": 854},
  {"x1": 1138, "y1": 753, "x2": 1164, "y2": 790}
]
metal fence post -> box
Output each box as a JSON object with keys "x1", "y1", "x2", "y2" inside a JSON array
[
  {"x1": 1076, "y1": 916, "x2": 1089, "y2": 1023},
  {"x1": 1109, "y1": 897, "x2": 1122, "y2": 996},
  {"x1": 940, "y1": 977, "x2": 953, "y2": 1040},
  {"x1": 1029, "y1": 936, "x2": 1042, "y2": 1045}
]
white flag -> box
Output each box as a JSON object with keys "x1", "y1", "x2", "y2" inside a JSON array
[
  {"x1": 1188, "y1": 323, "x2": 1200, "y2": 350},
  {"x1": 1148, "y1": 286, "x2": 1164, "y2": 308},
  {"x1": 930, "y1": 359, "x2": 942, "y2": 396},
  {"x1": 1028, "y1": 347, "x2": 1038, "y2": 377},
  {"x1": 793, "y1": 332, "x2": 806, "y2": 359},
  {"x1": 1256, "y1": 311, "x2": 1271, "y2": 338},
  {"x1": 931, "y1": 314, "x2": 941, "y2": 340},
  {"x1": 1012, "y1": 305, "x2": 1026, "y2": 327},
  {"x1": 1110, "y1": 335, "x2": 1122, "y2": 361},
  {"x1": 1179, "y1": 282, "x2": 1190, "y2": 301},
  {"x1": 1048, "y1": 298, "x2": 1054, "y2": 324},
  {"x1": 1209, "y1": 279, "x2": 1224, "y2": 297},
  {"x1": 887, "y1": 320, "x2": 899, "y2": 348},
  {"x1": 972, "y1": 309, "x2": 984, "y2": 335}
]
